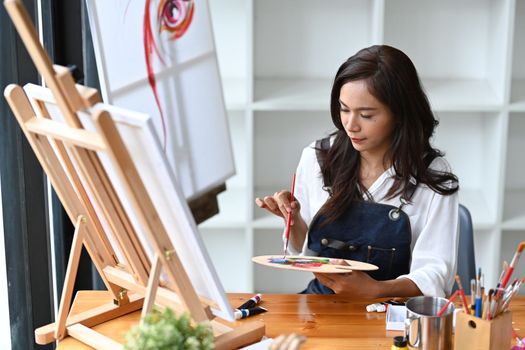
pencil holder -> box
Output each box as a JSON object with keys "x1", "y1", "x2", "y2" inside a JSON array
[{"x1": 453, "y1": 311, "x2": 512, "y2": 350}]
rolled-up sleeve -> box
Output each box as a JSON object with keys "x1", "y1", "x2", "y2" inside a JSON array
[{"x1": 396, "y1": 190, "x2": 459, "y2": 297}]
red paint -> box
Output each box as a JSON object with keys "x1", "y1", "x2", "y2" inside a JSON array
[
  {"x1": 143, "y1": 0, "x2": 167, "y2": 150},
  {"x1": 142, "y1": 0, "x2": 195, "y2": 151}
]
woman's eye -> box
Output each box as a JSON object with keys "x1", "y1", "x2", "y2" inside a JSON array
[
  {"x1": 341, "y1": 108, "x2": 350, "y2": 113},
  {"x1": 360, "y1": 114, "x2": 372, "y2": 119}
]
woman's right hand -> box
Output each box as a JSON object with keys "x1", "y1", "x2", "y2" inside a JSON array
[
  {"x1": 255, "y1": 190, "x2": 301, "y2": 222},
  {"x1": 256, "y1": 191, "x2": 308, "y2": 252}
]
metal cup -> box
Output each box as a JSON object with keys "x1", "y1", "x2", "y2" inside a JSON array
[{"x1": 405, "y1": 296, "x2": 455, "y2": 350}]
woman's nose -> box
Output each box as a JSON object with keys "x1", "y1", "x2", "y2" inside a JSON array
[{"x1": 345, "y1": 113, "x2": 360, "y2": 132}]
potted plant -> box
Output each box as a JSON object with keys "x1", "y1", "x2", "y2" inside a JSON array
[{"x1": 125, "y1": 308, "x2": 214, "y2": 350}]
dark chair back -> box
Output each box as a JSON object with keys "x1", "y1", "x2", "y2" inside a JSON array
[{"x1": 454, "y1": 204, "x2": 476, "y2": 294}]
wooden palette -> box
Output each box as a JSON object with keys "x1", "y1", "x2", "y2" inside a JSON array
[{"x1": 252, "y1": 255, "x2": 379, "y2": 274}]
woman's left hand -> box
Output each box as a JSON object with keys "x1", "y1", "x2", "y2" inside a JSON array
[{"x1": 314, "y1": 259, "x2": 381, "y2": 298}]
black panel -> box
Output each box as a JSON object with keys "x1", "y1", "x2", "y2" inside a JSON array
[{"x1": 0, "y1": 1, "x2": 54, "y2": 348}]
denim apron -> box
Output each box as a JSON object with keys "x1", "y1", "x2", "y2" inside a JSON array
[{"x1": 301, "y1": 137, "x2": 416, "y2": 294}]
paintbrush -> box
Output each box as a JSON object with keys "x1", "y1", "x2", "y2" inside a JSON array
[
  {"x1": 497, "y1": 241, "x2": 525, "y2": 298},
  {"x1": 283, "y1": 173, "x2": 297, "y2": 258},
  {"x1": 455, "y1": 275, "x2": 471, "y2": 314}
]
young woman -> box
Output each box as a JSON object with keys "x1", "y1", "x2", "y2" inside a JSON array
[{"x1": 255, "y1": 45, "x2": 459, "y2": 298}]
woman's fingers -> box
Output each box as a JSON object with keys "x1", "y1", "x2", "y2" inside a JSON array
[
  {"x1": 255, "y1": 196, "x2": 284, "y2": 217},
  {"x1": 263, "y1": 196, "x2": 280, "y2": 212},
  {"x1": 255, "y1": 197, "x2": 266, "y2": 208},
  {"x1": 276, "y1": 191, "x2": 292, "y2": 211},
  {"x1": 255, "y1": 190, "x2": 302, "y2": 223},
  {"x1": 314, "y1": 273, "x2": 334, "y2": 288},
  {"x1": 275, "y1": 191, "x2": 302, "y2": 222},
  {"x1": 276, "y1": 198, "x2": 291, "y2": 219},
  {"x1": 330, "y1": 259, "x2": 350, "y2": 266}
]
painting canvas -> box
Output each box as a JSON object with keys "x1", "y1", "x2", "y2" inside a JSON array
[
  {"x1": 85, "y1": 0, "x2": 234, "y2": 200},
  {"x1": 23, "y1": 83, "x2": 236, "y2": 322}
]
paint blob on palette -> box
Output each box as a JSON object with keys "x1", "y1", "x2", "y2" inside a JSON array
[
  {"x1": 268, "y1": 257, "x2": 330, "y2": 268},
  {"x1": 252, "y1": 255, "x2": 378, "y2": 273}
]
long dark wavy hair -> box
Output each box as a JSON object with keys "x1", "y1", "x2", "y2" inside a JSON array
[{"x1": 317, "y1": 45, "x2": 459, "y2": 223}]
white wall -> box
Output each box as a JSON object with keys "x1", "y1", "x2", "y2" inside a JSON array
[{"x1": 0, "y1": 175, "x2": 12, "y2": 349}]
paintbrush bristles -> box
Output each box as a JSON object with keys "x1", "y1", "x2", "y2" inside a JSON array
[{"x1": 455, "y1": 275, "x2": 464, "y2": 290}]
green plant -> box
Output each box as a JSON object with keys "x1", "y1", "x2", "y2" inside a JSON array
[{"x1": 125, "y1": 308, "x2": 214, "y2": 350}]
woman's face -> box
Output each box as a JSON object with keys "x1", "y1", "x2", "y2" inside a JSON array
[{"x1": 339, "y1": 80, "x2": 395, "y2": 160}]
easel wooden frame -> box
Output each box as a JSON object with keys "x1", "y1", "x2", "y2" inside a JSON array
[{"x1": 3, "y1": 1, "x2": 264, "y2": 349}]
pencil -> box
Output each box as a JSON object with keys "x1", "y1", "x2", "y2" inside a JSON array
[
  {"x1": 470, "y1": 278, "x2": 476, "y2": 306},
  {"x1": 481, "y1": 294, "x2": 488, "y2": 319},
  {"x1": 283, "y1": 173, "x2": 297, "y2": 257}
]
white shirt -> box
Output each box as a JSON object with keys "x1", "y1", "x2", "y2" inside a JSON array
[{"x1": 288, "y1": 141, "x2": 459, "y2": 297}]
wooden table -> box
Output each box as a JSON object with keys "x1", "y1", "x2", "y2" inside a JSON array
[{"x1": 55, "y1": 291, "x2": 525, "y2": 349}]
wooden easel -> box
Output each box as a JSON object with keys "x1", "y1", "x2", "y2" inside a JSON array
[{"x1": 3, "y1": 0, "x2": 264, "y2": 349}]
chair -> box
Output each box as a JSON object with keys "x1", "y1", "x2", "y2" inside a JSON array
[{"x1": 453, "y1": 204, "x2": 476, "y2": 295}]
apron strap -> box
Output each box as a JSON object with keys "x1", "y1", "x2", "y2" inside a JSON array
[{"x1": 389, "y1": 180, "x2": 418, "y2": 221}]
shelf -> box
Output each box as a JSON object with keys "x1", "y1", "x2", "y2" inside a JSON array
[
  {"x1": 458, "y1": 189, "x2": 496, "y2": 230},
  {"x1": 222, "y1": 78, "x2": 248, "y2": 110},
  {"x1": 510, "y1": 80, "x2": 525, "y2": 111},
  {"x1": 225, "y1": 110, "x2": 247, "y2": 189},
  {"x1": 474, "y1": 229, "x2": 503, "y2": 288},
  {"x1": 253, "y1": 79, "x2": 331, "y2": 111},
  {"x1": 510, "y1": 0, "x2": 525, "y2": 105},
  {"x1": 502, "y1": 115, "x2": 525, "y2": 230},
  {"x1": 433, "y1": 112, "x2": 498, "y2": 188},
  {"x1": 198, "y1": 109, "x2": 248, "y2": 228},
  {"x1": 253, "y1": 215, "x2": 282, "y2": 230},
  {"x1": 251, "y1": 78, "x2": 502, "y2": 111},
  {"x1": 505, "y1": 114, "x2": 525, "y2": 189},
  {"x1": 253, "y1": 112, "x2": 334, "y2": 190},
  {"x1": 502, "y1": 217, "x2": 525, "y2": 231},
  {"x1": 200, "y1": 228, "x2": 251, "y2": 292},
  {"x1": 433, "y1": 112, "x2": 504, "y2": 225},
  {"x1": 254, "y1": 0, "x2": 374, "y2": 80},
  {"x1": 198, "y1": 187, "x2": 248, "y2": 229},
  {"x1": 423, "y1": 79, "x2": 501, "y2": 111},
  {"x1": 384, "y1": 0, "x2": 510, "y2": 106},
  {"x1": 209, "y1": 0, "x2": 248, "y2": 74},
  {"x1": 209, "y1": 0, "x2": 249, "y2": 111}
]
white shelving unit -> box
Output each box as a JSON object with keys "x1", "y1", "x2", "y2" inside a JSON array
[{"x1": 200, "y1": 0, "x2": 525, "y2": 293}]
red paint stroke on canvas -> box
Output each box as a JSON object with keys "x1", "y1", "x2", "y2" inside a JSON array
[{"x1": 143, "y1": 0, "x2": 195, "y2": 151}]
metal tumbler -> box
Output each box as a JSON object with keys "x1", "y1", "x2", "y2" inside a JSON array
[{"x1": 405, "y1": 296, "x2": 455, "y2": 350}]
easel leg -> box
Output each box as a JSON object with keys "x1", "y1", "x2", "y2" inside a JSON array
[
  {"x1": 141, "y1": 254, "x2": 161, "y2": 322},
  {"x1": 55, "y1": 215, "x2": 86, "y2": 340}
]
